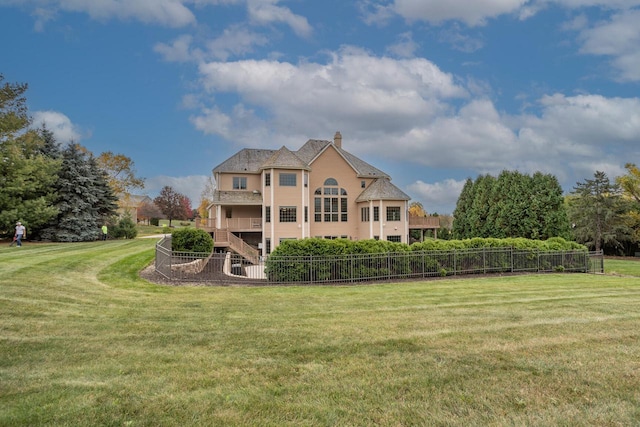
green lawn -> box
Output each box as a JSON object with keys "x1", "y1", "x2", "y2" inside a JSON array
[{"x1": 1, "y1": 241, "x2": 640, "y2": 426}]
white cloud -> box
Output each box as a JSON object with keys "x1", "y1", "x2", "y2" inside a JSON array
[
  {"x1": 576, "y1": 9, "x2": 640, "y2": 81},
  {"x1": 154, "y1": 34, "x2": 199, "y2": 62},
  {"x1": 406, "y1": 179, "x2": 467, "y2": 215},
  {"x1": 392, "y1": 0, "x2": 529, "y2": 26},
  {"x1": 385, "y1": 32, "x2": 419, "y2": 58},
  {"x1": 246, "y1": 0, "x2": 312, "y2": 37},
  {"x1": 197, "y1": 47, "x2": 467, "y2": 141},
  {"x1": 5, "y1": 0, "x2": 197, "y2": 27},
  {"x1": 206, "y1": 25, "x2": 270, "y2": 60},
  {"x1": 367, "y1": 0, "x2": 640, "y2": 27},
  {"x1": 31, "y1": 110, "x2": 83, "y2": 143},
  {"x1": 145, "y1": 174, "x2": 211, "y2": 205}
]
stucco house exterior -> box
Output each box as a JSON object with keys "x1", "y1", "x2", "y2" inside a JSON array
[
  {"x1": 118, "y1": 194, "x2": 153, "y2": 224},
  {"x1": 199, "y1": 132, "x2": 438, "y2": 258}
]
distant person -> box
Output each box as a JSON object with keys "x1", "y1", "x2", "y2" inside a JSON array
[
  {"x1": 14, "y1": 221, "x2": 26, "y2": 247},
  {"x1": 101, "y1": 224, "x2": 108, "y2": 241}
]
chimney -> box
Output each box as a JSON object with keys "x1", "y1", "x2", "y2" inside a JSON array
[{"x1": 333, "y1": 131, "x2": 342, "y2": 148}]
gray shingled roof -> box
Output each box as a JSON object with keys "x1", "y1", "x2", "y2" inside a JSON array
[
  {"x1": 261, "y1": 146, "x2": 310, "y2": 170},
  {"x1": 355, "y1": 178, "x2": 410, "y2": 202},
  {"x1": 213, "y1": 148, "x2": 276, "y2": 174},
  {"x1": 214, "y1": 139, "x2": 391, "y2": 178},
  {"x1": 212, "y1": 190, "x2": 263, "y2": 204}
]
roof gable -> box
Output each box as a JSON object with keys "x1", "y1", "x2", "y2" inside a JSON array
[
  {"x1": 261, "y1": 146, "x2": 310, "y2": 170},
  {"x1": 356, "y1": 178, "x2": 410, "y2": 202}
]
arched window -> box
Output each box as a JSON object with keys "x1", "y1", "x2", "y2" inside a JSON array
[{"x1": 314, "y1": 178, "x2": 348, "y2": 222}]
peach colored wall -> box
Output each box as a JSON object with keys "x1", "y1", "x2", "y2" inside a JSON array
[{"x1": 217, "y1": 173, "x2": 261, "y2": 192}]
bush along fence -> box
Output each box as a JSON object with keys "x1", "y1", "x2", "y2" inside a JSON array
[{"x1": 155, "y1": 236, "x2": 605, "y2": 285}]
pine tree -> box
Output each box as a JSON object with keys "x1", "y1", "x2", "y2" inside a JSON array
[
  {"x1": 569, "y1": 171, "x2": 629, "y2": 252},
  {"x1": 44, "y1": 144, "x2": 103, "y2": 241},
  {"x1": 88, "y1": 155, "x2": 118, "y2": 222}
]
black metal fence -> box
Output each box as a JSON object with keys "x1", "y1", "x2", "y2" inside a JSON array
[{"x1": 154, "y1": 237, "x2": 605, "y2": 285}]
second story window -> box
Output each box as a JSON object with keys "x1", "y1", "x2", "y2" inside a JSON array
[
  {"x1": 373, "y1": 206, "x2": 379, "y2": 222},
  {"x1": 265, "y1": 206, "x2": 271, "y2": 223},
  {"x1": 265, "y1": 173, "x2": 271, "y2": 187},
  {"x1": 279, "y1": 173, "x2": 296, "y2": 186},
  {"x1": 233, "y1": 177, "x2": 247, "y2": 190},
  {"x1": 314, "y1": 178, "x2": 348, "y2": 222},
  {"x1": 361, "y1": 207, "x2": 370, "y2": 222}
]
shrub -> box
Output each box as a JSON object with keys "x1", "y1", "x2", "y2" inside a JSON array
[
  {"x1": 111, "y1": 216, "x2": 138, "y2": 239},
  {"x1": 150, "y1": 218, "x2": 160, "y2": 226},
  {"x1": 171, "y1": 227, "x2": 213, "y2": 253}
]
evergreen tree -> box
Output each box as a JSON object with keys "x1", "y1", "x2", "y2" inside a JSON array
[
  {"x1": 531, "y1": 172, "x2": 571, "y2": 239},
  {"x1": 0, "y1": 76, "x2": 60, "y2": 236},
  {"x1": 453, "y1": 170, "x2": 571, "y2": 240},
  {"x1": 569, "y1": 171, "x2": 630, "y2": 252},
  {"x1": 468, "y1": 174, "x2": 496, "y2": 237},
  {"x1": 44, "y1": 143, "x2": 109, "y2": 241},
  {"x1": 452, "y1": 178, "x2": 474, "y2": 239},
  {"x1": 37, "y1": 124, "x2": 61, "y2": 158},
  {"x1": 88, "y1": 155, "x2": 118, "y2": 222}
]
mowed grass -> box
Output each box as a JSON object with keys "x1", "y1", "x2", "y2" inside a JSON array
[{"x1": 1, "y1": 241, "x2": 640, "y2": 426}]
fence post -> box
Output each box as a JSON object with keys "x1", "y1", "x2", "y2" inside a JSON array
[
  {"x1": 483, "y1": 247, "x2": 486, "y2": 274},
  {"x1": 510, "y1": 247, "x2": 514, "y2": 273},
  {"x1": 454, "y1": 249, "x2": 457, "y2": 276}
]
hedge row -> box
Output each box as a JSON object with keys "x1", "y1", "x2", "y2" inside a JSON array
[{"x1": 264, "y1": 237, "x2": 588, "y2": 283}]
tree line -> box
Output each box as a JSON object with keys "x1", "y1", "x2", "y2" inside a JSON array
[
  {"x1": 1, "y1": 74, "x2": 193, "y2": 241},
  {"x1": 451, "y1": 168, "x2": 640, "y2": 254}
]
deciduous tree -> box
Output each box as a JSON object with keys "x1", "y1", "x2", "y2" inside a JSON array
[
  {"x1": 154, "y1": 186, "x2": 188, "y2": 226},
  {"x1": 96, "y1": 151, "x2": 145, "y2": 198}
]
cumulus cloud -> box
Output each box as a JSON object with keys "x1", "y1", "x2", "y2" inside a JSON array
[
  {"x1": 406, "y1": 179, "x2": 467, "y2": 215},
  {"x1": 576, "y1": 9, "x2": 640, "y2": 81},
  {"x1": 197, "y1": 47, "x2": 467, "y2": 141},
  {"x1": 31, "y1": 110, "x2": 83, "y2": 143}
]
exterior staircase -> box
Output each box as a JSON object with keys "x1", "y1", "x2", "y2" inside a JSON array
[{"x1": 210, "y1": 229, "x2": 260, "y2": 263}]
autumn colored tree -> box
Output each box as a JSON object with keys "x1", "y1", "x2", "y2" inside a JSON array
[
  {"x1": 96, "y1": 151, "x2": 145, "y2": 198},
  {"x1": 408, "y1": 201, "x2": 427, "y2": 217},
  {"x1": 179, "y1": 194, "x2": 193, "y2": 221},
  {"x1": 154, "y1": 186, "x2": 189, "y2": 226},
  {"x1": 617, "y1": 163, "x2": 640, "y2": 244},
  {"x1": 197, "y1": 176, "x2": 216, "y2": 219}
]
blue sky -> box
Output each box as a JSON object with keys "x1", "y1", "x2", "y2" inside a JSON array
[{"x1": 1, "y1": 0, "x2": 639, "y2": 214}]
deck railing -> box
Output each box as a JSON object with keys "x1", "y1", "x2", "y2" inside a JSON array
[
  {"x1": 197, "y1": 217, "x2": 262, "y2": 231},
  {"x1": 197, "y1": 216, "x2": 438, "y2": 231}
]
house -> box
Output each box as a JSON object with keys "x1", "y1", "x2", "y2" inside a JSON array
[
  {"x1": 118, "y1": 194, "x2": 153, "y2": 224},
  {"x1": 200, "y1": 132, "x2": 438, "y2": 258}
]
